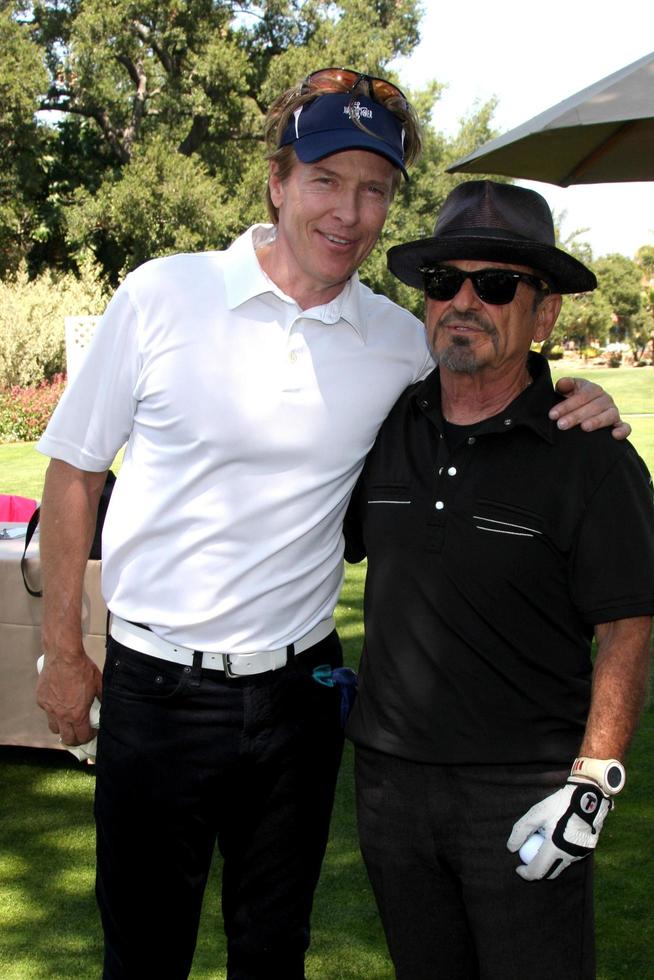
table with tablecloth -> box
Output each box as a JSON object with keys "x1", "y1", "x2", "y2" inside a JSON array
[{"x1": 0, "y1": 523, "x2": 106, "y2": 750}]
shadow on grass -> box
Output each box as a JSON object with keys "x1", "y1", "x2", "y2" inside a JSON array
[{"x1": 0, "y1": 747, "x2": 102, "y2": 979}]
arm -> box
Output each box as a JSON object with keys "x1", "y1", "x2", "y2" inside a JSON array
[
  {"x1": 508, "y1": 616, "x2": 653, "y2": 879},
  {"x1": 550, "y1": 376, "x2": 630, "y2": 439},
  {"x1": 36, "y1": 459, "x2": 108, "y2": 745},
  {"x1": 579, "y1": 616, "x2": 653, "y2": 759}
]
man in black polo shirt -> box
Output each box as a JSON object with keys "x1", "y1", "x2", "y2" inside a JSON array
[{"x1": 345, "y1": 181, "x2": 654, "y2": 980}]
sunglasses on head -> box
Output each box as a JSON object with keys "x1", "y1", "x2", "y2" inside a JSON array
[
  {"x1": 420, "y1": 266, "x2": 551, "y2": 305},
  {"x1": 302, "y1": 67, "x2": 407, "y2": 108}
]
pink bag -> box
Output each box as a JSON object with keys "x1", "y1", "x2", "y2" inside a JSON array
[{"x1": 0, "y1": 494, "x2": 37, "y2": 522}]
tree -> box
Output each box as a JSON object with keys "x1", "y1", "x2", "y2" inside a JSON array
[
  {"x1": 1, "y1": 0, "x2": 497, "y2": 295},
  {"x1": 635, "y1": 244, "x2": 654, "y2": 281},
  {"x1": 594, "y1": 253, "x2": 645, "y2": 343},
  {"x1": 0, "y1": 6, "x2": 49, "y2": 275},
  {"x1": 551, "y1": 289, "x2": 613, "y2": 351},
  {"x1": 65, "y1": 134, "x2": 241, "y2": 281},
  {"x1": 635, "y1": 246, "x2": 654, "y2": 348}
]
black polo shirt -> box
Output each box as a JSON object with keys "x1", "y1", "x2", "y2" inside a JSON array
[{"x1": 345, "y1": 353, "x2": 654, "y2": 765}]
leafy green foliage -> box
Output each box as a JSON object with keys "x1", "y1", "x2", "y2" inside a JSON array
[
  {"x1": 0, "y1": 259, "x2": 109, "y2": 387},
  {"x1": 66, "y1": 135, "x2": 245, "y2": 278},
  {"x1": 542, "y1": 220, "x2": 654, "y2": 354},
  {"x1": 595, "y1": 253, "x2": 648, "y2": 341},
  {"x1": 551, "y1": 288, "x2": 614, "y2": 350},
  {"x1": 0, "y1": 7, "x2": 49, "y2": 275},
  {"x1": 0, "y1": 0, "x2": 498, "y2": 291},
  {"x1": 4, "y1": 0, "x2": 650, "y2": 347},
  {"x1": 635, "y1": 244, "x2": 654, "y2": 279}
]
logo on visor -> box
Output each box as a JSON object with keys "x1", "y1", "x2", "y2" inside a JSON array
[{"x1": 344, "y1": 101, "x2": 373, "y2": 121}]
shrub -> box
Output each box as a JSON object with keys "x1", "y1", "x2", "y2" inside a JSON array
[
  {"x1": 546, "y1": 345, "x2": 565, "y2": 360},
  {"x1": 0, "y1": 375, "x2": 66, "y2": 442},
  {"x1": 0, "y1": 257, "x2": 108, "y2": 387}
]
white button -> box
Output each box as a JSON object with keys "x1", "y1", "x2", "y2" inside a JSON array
[
  {"x1": 435, "y1": 501, "x2": 445, "y2": 510},
  {"x1": 289, "y1": 351, "x2": 299, "y2": 363},
  {"x1": 447, "y1": 466, "x2": 457, "y2": 476},
  {"x1": 467, "y1": 436, "x2": 476, "y2": 445},
  {"x1": 438, "y1": 467, "x2": 443, "y2": 475},
  {"x1": 503, "y1": 418, "x2": 512, "y2": 426}
]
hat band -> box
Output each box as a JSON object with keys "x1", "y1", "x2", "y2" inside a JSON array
[{"x1": 435, "y1": 226, "x2": 554, "y2": 246}]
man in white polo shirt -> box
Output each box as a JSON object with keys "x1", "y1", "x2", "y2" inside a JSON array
[{"x1": 35, "y1": 68, "x2": 624, "y2": 980}]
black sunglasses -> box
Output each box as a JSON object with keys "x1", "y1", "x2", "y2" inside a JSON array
[
  {"x1": 421, "y1": 266, "x2": 551, "y2": 305},
  {"x1": 302, "y1": 68, "x2": 408, "y2": 109}
]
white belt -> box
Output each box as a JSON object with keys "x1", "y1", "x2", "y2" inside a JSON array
[{"x1": 109, "y1": 615, "x2": 336, "y2": 677}]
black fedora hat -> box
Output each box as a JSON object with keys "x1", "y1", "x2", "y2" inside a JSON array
[{"x1": 387, "y1": 180, "x2": 597, "y2": 294}]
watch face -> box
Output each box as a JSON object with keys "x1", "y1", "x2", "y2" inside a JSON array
[{"x1": 606, "y1": 763, "x2": 625, "y2": 792}]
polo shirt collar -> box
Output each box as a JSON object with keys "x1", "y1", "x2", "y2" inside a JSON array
[
  {"x1": 223, "y1": 224, "x2": 367, "y2": 341},
  {"x1": 412, "y1": 351, "x2": 558, "y2": 443},
  {"x1": 223, "y1": 225, "x2": 281, "y2": 310}
]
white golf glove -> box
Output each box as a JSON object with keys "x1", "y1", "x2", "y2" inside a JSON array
[{"x1": 507, "y1": 781, "x2": 613, "y2": 881}]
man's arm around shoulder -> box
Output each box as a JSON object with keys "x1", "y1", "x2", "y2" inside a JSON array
[
  {"x1": 551, "y1": 376, "x2": 630, "y2": 439},
  {"x1": 37, "y1": 459, "x2": 107, "y2": 745}
]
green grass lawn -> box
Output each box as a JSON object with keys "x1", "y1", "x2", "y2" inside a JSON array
[
  {"x1": 0, "y1": 445, "x2": 124, "y2": 502},
  {"x1": 0, "y1": 443, "x2": 49, "y2": 501},
  {"x1": 550, "y1": 364, "x2": 654, "y2": 416},
  {"x1": 1, "y1": 367, "x2": 653, "y2": 978}
]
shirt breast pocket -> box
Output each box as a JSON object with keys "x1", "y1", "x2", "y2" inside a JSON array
[
  {"x1": 468, "y1": 498, "x2": 567, "y2": 598},
  {"x1": 365, "y1": 482, "x2": 412, "y2": 507},
  {"x1": 473, "y1": 499, "x2": 544, "y2": 540},
  {"x1": 362, "y1": 483, "x2": 414, "y2": 553}
]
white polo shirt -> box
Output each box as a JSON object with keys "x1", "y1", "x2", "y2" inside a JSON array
[{"x1": 38, "y1": 225, "x2": 433, "y2": 651}]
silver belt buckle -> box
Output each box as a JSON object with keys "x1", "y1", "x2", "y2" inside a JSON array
[{"x1": 222, "y1": 653, "x2": 239, "y2": 679}]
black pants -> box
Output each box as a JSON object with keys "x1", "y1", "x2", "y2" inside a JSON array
[
  {"x1": 95, "y1": 631, "x2": 344, "y2": 980},
  {"x1": 355, "y1": 746, "x2": 596, "y2": 980}
]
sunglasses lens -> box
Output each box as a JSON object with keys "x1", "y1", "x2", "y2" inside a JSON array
[
  {"x1": 474, "y1": 271, "x2": 519, "y2": 304},
  {"x1": 306, "y1": 68, "x2": 359, "y2": 92},
  {"x1": 305, "y1": 68, "x2": 406, "y2": 106},
  {"x1": 369, "y1": 78, "x2": 405, "y2": 103},
  {"x1": 423, "y1": 268, "x2": 465, "y2": 300}
]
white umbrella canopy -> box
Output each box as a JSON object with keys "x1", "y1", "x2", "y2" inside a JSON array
[{"x1": 446, "y1": 51, "x2": 654, "y2": 186}]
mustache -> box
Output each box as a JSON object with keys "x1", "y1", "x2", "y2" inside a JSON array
[{"x1": 438, "y1": 310, "x2": 496, "y2": 334}]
